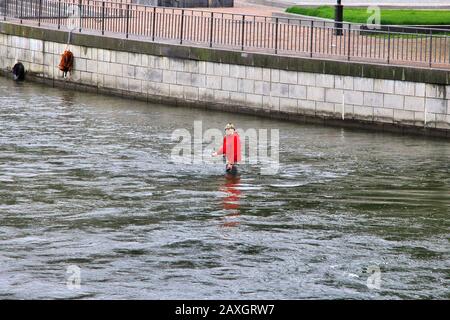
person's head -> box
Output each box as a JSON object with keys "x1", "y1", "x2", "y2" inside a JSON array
[
  {"x1": 14, "y1": 58, "x2": 19, "y2": 65},
  {"x1": 224, "y1": 123, "x2": 235, "y2": 135}
]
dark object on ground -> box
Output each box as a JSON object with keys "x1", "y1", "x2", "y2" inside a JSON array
[{"x1": 12, "y1": 62, "x2": 25, "y2": 81}]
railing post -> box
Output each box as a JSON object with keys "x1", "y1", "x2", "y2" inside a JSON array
[
  {"x1": 125, "y1": 4, "x2": 129, "y2": 38},
  {"x1": 78, "y1": 0, "x2": 82, "y2": 32},
  {"x1": 20, "y1": 0, "x2": 23, "y2": 24},
  {"x1": 152, "y1": 6, "x2": 156, "y2": 41},
  {"x1": 38, "y1": 0, "x2": 42, "y2": 26},
  {"x1": 309, "y1": 20, "x2": 314, "y2": 57},
  {"x1": 180, "y1": 9, "x2": 184, "y2": 45},
  {"x1": 3, "y1": 0, "x2": 6, "y2": 21},
  {"x1": 241, "y1": 15, "x2": 245, "y2": 51},
  {"x1": 57, "y1": 0, "x2": 61, "y2": 29},
  {"x1": 209, "y1": 12, "x2": 213, "y2": 48},
  {"x1": 347, "y1": 23, "x2": 351, "y2": 60},
  {"x1": 387, "y1": 27, "x2": 391, "y2": 64},
  {"x1": 429, "y1": 29, "x2": 433, "y2": 67},
  {"x1": 101, "y1": 1, "x2": 105, "y2": 35},
  {"x1": 274, "y1": 17, "x2": 279, "y2": 54}
]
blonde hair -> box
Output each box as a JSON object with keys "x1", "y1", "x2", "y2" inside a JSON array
[{"x1": 225, "y1": 123, "x2": 235, "y2": 130}]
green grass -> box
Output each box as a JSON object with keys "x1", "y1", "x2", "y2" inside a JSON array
[{"x1": 285, "y1": 6, "x2": 450, "y2": 26}]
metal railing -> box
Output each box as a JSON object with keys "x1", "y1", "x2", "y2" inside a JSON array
[{"x1": 1, "y1": 0, "x2": 450, "y2": 69}]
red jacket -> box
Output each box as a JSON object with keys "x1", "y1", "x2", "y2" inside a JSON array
[{"x1": 217, "y1": 133, "x2": 241, "y2": 164}]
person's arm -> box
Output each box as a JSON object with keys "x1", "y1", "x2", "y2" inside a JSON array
[{"x1": 212, "y1": 137, "x2": 225, "y2": 156}]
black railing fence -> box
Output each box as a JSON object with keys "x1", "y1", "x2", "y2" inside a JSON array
[{"x1": 1, "y1": 0, "x2": 450, "y2": 69}]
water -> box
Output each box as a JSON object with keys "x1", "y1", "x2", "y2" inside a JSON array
[{"x1": 0, "y1": 77, "x2": 448, "y2": 299}]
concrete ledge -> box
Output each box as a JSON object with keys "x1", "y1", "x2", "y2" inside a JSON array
[
  {"x1": 2, "y1": 68, "x2": 447, "y2": 138},
  {"x1": 1, "y1": 21, "x2": 450, "y2": 85}
]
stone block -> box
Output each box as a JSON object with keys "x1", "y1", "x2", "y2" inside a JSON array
[
  {"x1": 109, "y1": 63, "x2": 123, "y2": 77},
  {"x1": 335, "y1": 75, "x2": 354, "y2": 90},
  {"x1": 354, "y1": 77, "x2": 374, "y2": 92},
  {"x1": 404, "y1": 96, "x2": 425, "y2": 112},
  {"x1": 238, "y1": 79, "x2": 254, "y2": 93},
  {"x1": 289, "y1": 84, "x2": 307, "y2": 99},
  {"x1": 297, "y1": 99, "x2": 316, "y2": 115},
  {"x1": 425, "y1": 98, "x2": 446, "y2": 114},
  {"x1": 170, "y1": 59, "x2": 184, "y2": 71},
  {"x1": 128, "y1": 53, "x2": 142, "y2": 66},
  {"x1": 222, "y1": 76, "x2": 238, "y2": 92},
  {"x1": 425, "y1": 84, "x2": 446, "y2": 99},
  {"x1": 206, "y1": 75, "x2": 222, "y2": 89},
  {"x1": 280, "y1": 98, "x2": 298, "y2": 113},
  {"x1": 192, "y1": 74, "x2": 206, "y2": 87},
  {"x1": 272, "y1": 83, "x2": 290, "y2": 98},
  {"x1": 169, "y1": 84, "x2": 184, "y2": 98},
  {"x1": 325, "y1": 88, "x2": 343, "y2": 104},
  {"x1": 307, "y1": 86, "x2": 325, "y2": 102},
  {"x1": 374, "y1": 107, "x2": 394, "y2": 123},
  {"x1": 147, "y1": 82, "x2": 170, "y2": 96},
  {"x1": 363, "y1": 92, "x2": 383, "y2": 107},
  {"x1": 394, "y1": 109, "x2": 415, "y2": 122},
  {"x1": 394, "y1": 81, "x2": 415, "y2": 96},
  {"x1": 353, "y1": 105, "x2": 374, "y2": 119},
  {"x1": 279, "y1": 70, "x2": 297, "y2": 84},
  {"x1": 214, "y1": 90, "x2": 230, "y2": 102},
  {"x1": 297, "y1": 72, "x2": 315, "y2": 86},
  {"x1": 246, "y1": 94, "x2": 264, "y2": 108},
  {"x1": 230, "y1": 92, "x2": 246, "y2": 104},
  {"x1": 344, "y1": 91, "x2": 363, "y2": 105},
  {"x1": 115, "y1": 51, "x2": 128, "y2": 64},
  {"x1": 246, "y1": 66, "x2": 263, "y2": 80},
  {"x1": 435, "y1": 114, "x2": 450, "y2": 129},
  {"x1": 128, "y1": 78, "x2": 142, "y2": 93},
  {"x1": 176, "y1": 71, "x2": 192, "y2": 86},
  {"x1": 163, "y1": 70, "x2": 177, "y2": 84},
  {"x1": 315, "y1": 101, "x2": 335, "y2": 114},
  {"x1": 117, "y1": 77, "x2": 128, "y2": 91},
  {"x1": 229, "y1": 65, "x2": 246, "y2": 78},
  {"x1": 263, "y1": 68, "x2": 271, "y2": 81},
  {"x1": 373, "y1": 78, "x2": 395, "y2": 94},
  {"x1": 315, "y1": 74, "x2": 334, "y2": 88},
  {"x1": 215, "y1": 63, "x2": 230, "y2": 77},
  {"x1": 271, "y1": 69, "x2": 280, "y2": 83},
  {"x1": 123, "y1": 65, "x2": 135, "y2": 78},
  {"x1": 184, "y1": 60, "x2": 199, "y2": 73},
  {"x1": 415, "y1": 83, "x2": 426, "y2": 97},
  {"x1": 262, "y1": 95, "x2": 279, "y2": 111},
  {"x1": 383, "y1": 94, "x2": 404, "y2": 109},
  {"x1": 183, "y1": 86, "x2": 199, "y2": 101}
]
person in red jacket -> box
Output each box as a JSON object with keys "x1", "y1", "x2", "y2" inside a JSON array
[{"x1": 212, "y1": 123, "x2": 241, "y2": 174}]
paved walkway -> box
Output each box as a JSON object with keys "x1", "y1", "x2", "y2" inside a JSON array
[{"x1": 198, "y1": 0, "x2": 284, "y2": 16}]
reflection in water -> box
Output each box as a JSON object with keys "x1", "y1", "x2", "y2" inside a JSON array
[{"x1": 220, "y1": 174, "x2": 242, "y2": 228}]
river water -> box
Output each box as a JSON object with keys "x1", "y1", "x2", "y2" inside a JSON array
[{"x1": 0, "y1": 77, "x2": 448, "y2": 299}]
